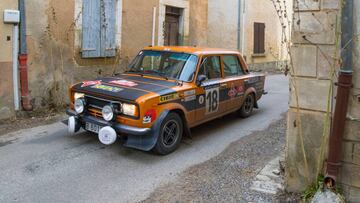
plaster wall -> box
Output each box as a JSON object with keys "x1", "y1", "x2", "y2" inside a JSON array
[
  {"x1": 207, "y1": 0, "x2": 238, "y2": 50},
  {"x1": 0, "y1": 0, "x2": 18, "y2": 119}
]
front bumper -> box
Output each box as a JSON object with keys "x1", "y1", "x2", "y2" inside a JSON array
[
  {"x1": 66, "y1": 109, "x2": 150, "y2": 136},
  {"x1": 65, "y1": 108, "x2": 169, "y2": 151}
]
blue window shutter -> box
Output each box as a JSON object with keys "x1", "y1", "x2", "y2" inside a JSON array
[
  {"x1": 101, "y1": 0, "x2": 116, "y2": 57},
  {"x1": 82, "y1": 0, "x2": 101, "y2": 58}
]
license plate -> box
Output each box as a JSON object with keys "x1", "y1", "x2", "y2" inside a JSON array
[{"x1": 85, "y1": 122, "x2": 101, "y2": 133}]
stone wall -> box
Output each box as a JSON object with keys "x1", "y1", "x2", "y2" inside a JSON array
[{"x1": 286, "y1": 0, "x2": 360, "y2": 201}]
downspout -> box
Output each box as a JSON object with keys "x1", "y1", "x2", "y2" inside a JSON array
[
  {"x1": 325, "y1": 0, "x2": 353, "y2": 186},
  {"x1": 237, "y1": 0, "x2": 242, "y2": 51},
  {"x1": 18, "y1": 0, "x2": 32, "y2": 111}
]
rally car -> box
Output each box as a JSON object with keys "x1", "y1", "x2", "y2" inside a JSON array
[{"x1": 66, "y1": 46, "x2": 266, "y2": 155}]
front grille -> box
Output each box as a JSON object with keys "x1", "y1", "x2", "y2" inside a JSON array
[
  {"x1": 84, "y1": 95, "x2": 122, "y2": 120},
  {"x1": 87, "y1": 107, "x2": 102, "y2": 118}
]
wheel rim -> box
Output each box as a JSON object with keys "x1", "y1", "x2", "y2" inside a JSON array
[
  {"x1": 161, "y1": 120, "x2": 180, "y2": 147},
  {"x1": 244, "y1": 95, "x2": 254, "y2": 114}
]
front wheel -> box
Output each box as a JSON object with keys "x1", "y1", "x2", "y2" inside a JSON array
[
  {"x1": 152, "y1": 112, "x2": 183, "y2": 155},
  {"x1": 239, "y1": 94, "x2": 255, "y2": 118}
]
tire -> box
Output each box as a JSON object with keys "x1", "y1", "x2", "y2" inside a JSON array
[
  {"x1": 239, "y1": 94, "x2": 255, "y2": 118},
  {"x1": 152, "y1": 112, "x2": 183, "y2": 155}
]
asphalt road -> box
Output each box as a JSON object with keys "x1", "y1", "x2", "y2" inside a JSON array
[{"x1": 0, "y1": 74, "x2": 289, "y2": 203}]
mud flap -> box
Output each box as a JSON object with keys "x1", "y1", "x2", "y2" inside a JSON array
[{"x1": 123, "y1": 110, "x2": 170, "y2": 151}]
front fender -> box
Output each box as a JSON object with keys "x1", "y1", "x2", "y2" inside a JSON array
[{"x1": 123, "y1": 110, "x2": 170, "y2": 151}]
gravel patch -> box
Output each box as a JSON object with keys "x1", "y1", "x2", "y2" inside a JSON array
[{"x1": 141, "y1": 114, "x2": 299, "y2": 203}]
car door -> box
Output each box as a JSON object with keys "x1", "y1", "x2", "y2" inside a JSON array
[
  {"x1": 195, "y1": 55, "x2": 228, "y2": 123},
  {"x1": 222, "y1": 54, "x2": 247, "y2": 112}
]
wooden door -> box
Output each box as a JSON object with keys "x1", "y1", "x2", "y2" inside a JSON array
[{"x1": 164, "y1": 7, "x2": 181, "y2": 46}]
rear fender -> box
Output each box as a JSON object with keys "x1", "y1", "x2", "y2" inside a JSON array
[{"x1": 244, "y1": 87, "x2": 258, "y2": 109}]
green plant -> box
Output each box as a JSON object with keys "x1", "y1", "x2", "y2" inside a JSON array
[{"x1": 302, "y1": 175, "x2": 346, "y2": 203}]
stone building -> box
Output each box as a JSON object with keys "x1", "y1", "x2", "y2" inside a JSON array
[
  {"x1": 0, "y1": 0, "x2": 289, "y2": 119},
  {"x1": 286, "y1": 0, "x2": 360, "y2": 201}
]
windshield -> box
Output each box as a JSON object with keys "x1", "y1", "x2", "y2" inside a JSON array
[{"x1": 128, "y1": 50, "x2": 198, "y2": 82}]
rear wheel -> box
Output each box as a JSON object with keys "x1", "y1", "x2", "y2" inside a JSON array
[
  {"x1": 239, "y1": 94, "x2": 255, "y2": 118},
  {"x1": 152, "y1": 112, "x2": 183, "y2": 155}
]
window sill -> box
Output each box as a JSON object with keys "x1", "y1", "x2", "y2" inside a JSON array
[{"x1": 251, "y1": 53, "x2": 266, "y2": 58}]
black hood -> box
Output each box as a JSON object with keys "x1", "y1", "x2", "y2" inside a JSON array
[{"x1": 72, "y1": 74, "x2": 178, "y2": 102}]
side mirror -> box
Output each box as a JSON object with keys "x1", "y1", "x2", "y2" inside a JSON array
[{"x1": 196, "y1": 75, "x2": 207, "y2": 86}]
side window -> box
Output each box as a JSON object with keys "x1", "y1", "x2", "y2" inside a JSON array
[
  {"x1": 82, "y1": 0, "x2": 116, "y2": 58},
  {"x1": 223, "y1": 55, "x2": 244, "y2": 77},
  {"x1": 198, "y1": 56, "x2": 221, "y2": 80}
]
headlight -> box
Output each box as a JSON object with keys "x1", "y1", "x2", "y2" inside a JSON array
[
  {"x1": 74, "y1": 98, "x2": 85, "y2": 114},
  {"x1": 74, "y1": 92, "x2": 85, "y2": 100},
  {"x1": 102, "y1": 105, "x2": 114, "y2": 121},
  {"x1": 122, "y1": 103, "x2": 137, "y2": 116}
]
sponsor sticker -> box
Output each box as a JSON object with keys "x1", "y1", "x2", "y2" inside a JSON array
[
  {"x1": 184, "y1": 90, "x2": 196, "y2": 97},
  {"x1": 228, "y1": 85, "x2": 245, "y2": 98},
  {"x1": 91, "y1": 84, "x2": 123, "y2": 92},
  {"x1": 143, "y1": 109, "x2": 156, "y2": 124},
  {"x1": 159, "y1": 93, "x2": 179, "y2": 103},
  {"x1": 109, "y1": 80, "x2": 138, "y2": 87},
  {"x1": 81, "y1": 80, "x2": 102, "y2": 87},
  {"x1": 184, "y1": 95, "x2": 196, "y2": 102},
  {"x1": 199, "y1": 95, "x2": 205, "y2": 105}
]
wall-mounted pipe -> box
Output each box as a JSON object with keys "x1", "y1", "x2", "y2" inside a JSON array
[
  {"x1": 152, "y1": 7, "x2": 157, "y2": 46},
  {"x1": 325, "y1": 0, "x2": 354, "y2": 186},
  {"x1": 18, "y1": 0, "x2": 32, "y2": 111},
  {"x1": 12, "y1": 24, "x2": 20, "y2": 111},
  {"x1": 237, "y1": 0, "x2": 242, "y2": 51}
]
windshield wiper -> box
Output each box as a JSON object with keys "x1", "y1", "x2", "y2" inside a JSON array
[
  {"x1": 124, "y1": 70, "x2": 144, "y2": 77},
  {"x1": 144, "y1": 70, "x2": 169, "y2": 80}
]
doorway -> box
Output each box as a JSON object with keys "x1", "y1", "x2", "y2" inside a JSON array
[{"x1": 164, "y1": 6, "x2": 182, "y2": 46}]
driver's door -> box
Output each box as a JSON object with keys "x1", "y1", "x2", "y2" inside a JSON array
[{"x1": 195, "y1": 55, "x2": 227, "y2": 123}]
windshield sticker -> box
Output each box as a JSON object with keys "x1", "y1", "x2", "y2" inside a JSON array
[
  {"x1": 81, "y1": 80, "x2": 102, "y2": 87},
  {"x1": 159, "y1": 93, "x2": 179, "y2": 103},
  {"x1": 169, "y1": 53, "x2": 190, "y2": 61},
  {"x1": 91, "y1": 84, "x2": 123, "y2": 93},
  {"x1": 109, "y1": 80, "x2": 138, "y2": 87}
]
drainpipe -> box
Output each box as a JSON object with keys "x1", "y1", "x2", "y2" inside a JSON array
[
  {"x1": 325, "y1": 0, "x2": 353, "y2": 186},
  {"x1": 18, "y1": 0, "x2": 32, "y2": 111},
  {"x1": 237, "y1": 0, "x2": 242, "y2": 51}
]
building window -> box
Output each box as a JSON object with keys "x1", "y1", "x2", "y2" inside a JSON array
[
  {"x1": 253, "y1": 22, "x2": 265, "y2": 54},
  {"x1": 82, "y1": 0, "x2": 116, "y2": 58}
]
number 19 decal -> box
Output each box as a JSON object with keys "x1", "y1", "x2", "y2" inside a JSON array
[{"x1": 205, "y1": 87, "x2": 219, "y2": 114}]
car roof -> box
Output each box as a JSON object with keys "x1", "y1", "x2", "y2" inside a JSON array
[{"x1": 142, "y1": 46, "x2": 241, "y2": 56}]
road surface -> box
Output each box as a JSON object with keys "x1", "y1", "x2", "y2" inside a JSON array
[{"x1": 0, "y1": 74, "x2": 289, "y2": 203}]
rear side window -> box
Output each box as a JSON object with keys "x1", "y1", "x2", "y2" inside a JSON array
[
  {"x1": 198, "y1": 56, "x2": 221, "y2": 80},
  {"x1": 223, "y1": 55, "x2": 244, "y2": 77}
]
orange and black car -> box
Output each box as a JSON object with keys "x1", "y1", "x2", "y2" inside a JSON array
[{"x1": 65, "y1": 46, "x2": 266, "y2": 155}]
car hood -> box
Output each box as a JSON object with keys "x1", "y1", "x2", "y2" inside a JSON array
[{"x1": 72, "y1": 74, "x2": 178, "y2": 102}]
